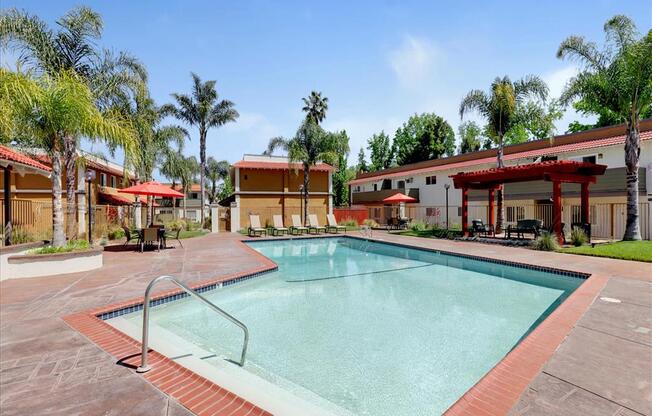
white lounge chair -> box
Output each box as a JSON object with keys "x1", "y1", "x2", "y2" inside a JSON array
[
  {"x1": 308, "y1": 214, "x2": 326, "y2": 234},
  {"x1": 326, "y1": 214, "x2": 347, "y2": 233},
  {"x1": 290, "y1": 215, "x2": 308, "y2": 235},
  {"x1": 272, "y1": 215, "x2": 289, "y2": 236},
  {"x1": 248, "y1": 214, "x2": 267, "y2": 237}
]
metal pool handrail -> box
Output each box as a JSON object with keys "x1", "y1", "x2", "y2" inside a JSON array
[{"x1": 136, "y1": 275, "x2": 249, "y2": 372}]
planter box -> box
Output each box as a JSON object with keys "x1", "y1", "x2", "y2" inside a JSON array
[{"x1": 2, "y1": 246, "x2": 103, "y2": 280}]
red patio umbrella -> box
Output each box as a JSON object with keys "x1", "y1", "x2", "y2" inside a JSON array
[
  {"x1": 382, "y1": 192, "x2": 417, "y2": 203},
  {"x1": 119, "y1": 181, "x2": 184, "y2": 226}
]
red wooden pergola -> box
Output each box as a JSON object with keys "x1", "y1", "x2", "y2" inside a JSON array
[{"x1": 450, "y1": 161, "x2": 607, "y2": 242}]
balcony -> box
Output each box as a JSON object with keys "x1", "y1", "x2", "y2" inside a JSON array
[{"x1": 351, "y1": 188, "x2": 419, "y2": 204}]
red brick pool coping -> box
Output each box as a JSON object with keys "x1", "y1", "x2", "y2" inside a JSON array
[{"x1": 62, "y1": 237, "x2": 608, "y2": 416}]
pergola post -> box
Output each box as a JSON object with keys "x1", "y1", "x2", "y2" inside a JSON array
[
  {"x1": 581, "y1": 182, "x2": 590, "y2": 225},
  {"x1": 3, "y1": 165, "x2": 12, "y2": 246},
  {"x1": 461, "y1": 187, "x2": 469, "y2": 236},
  {"x1": 552, "y1": 180, "x2": 563, "y2": 244},
  {"x1": 488, "y1": 187, "x2": 495, "y2": 230}
]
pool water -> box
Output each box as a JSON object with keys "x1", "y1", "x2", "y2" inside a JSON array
[{"x1": 121, "y1": 238, "x2": 582, "y2": 415}]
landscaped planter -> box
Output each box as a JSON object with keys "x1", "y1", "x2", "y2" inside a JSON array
[{"x1": 2, "y1": 246, "x2": 103, "y2": 280}]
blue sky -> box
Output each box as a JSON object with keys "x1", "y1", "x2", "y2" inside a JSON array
[{"x1": 2, "y1": 0, "x2": 650, "y2": 178}]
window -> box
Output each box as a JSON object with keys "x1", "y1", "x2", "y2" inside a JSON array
[
  {"x1": 425, "y1": 175, "x2": 437, "y2": 185},
  {"x1": 541, "y1": 156, "x2": 558, "y2": 162},
  {"x1": 354, "y1": 186, "x2": 361, "y2": 192},
  {"x1": 373, "y1": 184, "x2": 378, "y2": 191},
  {"x1": 397, "y1": 180, "x2": 405, "y2": 189},
  {"x1": 99, "y1": 173, "x2": 107, "y2": 186},
  {"x1": 582, "y1": 155, "x2": 597, "y2": 164},
  {"x1": 191, "y1": 192, "x2": 198, "y2": 199},
  {"x1": 110, "y1": 176, "x2": 117, "y2": 188},
  {"x1": 381, "y1": 179, "x2": 392, "y2": 190},
  {"x1": 405, "y1": 178, "x2": 413, "y2": 184}
]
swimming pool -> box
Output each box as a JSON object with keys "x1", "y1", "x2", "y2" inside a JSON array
[{"x1": 107, "y1": 237, "x2": 584, "y2": 415}]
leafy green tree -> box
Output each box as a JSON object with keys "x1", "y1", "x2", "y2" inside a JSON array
[
  {"x1": 164, "y1": 73, "x2": 238, "y2": 225},
  {"x1": 266, "y1": 119, "x2": 343, "y2": 225},
  {"x1": 394, "y1": 113, "x2": 455, "y2": 165},
  {"x1": 329, "y1": 130, "x2": 353, "y2": 206},
  {"x1": 567, "y1": 101, "x2": 652, "y2": 133},
  {"x1": 457, "y1": 121, "x2": 482, "y2": 154},
  {"x1": 217, "y1": 175, "x2": 234, "y2": 202},
  {"x1": 460, "y1": 75, "x2": 548, "y2": 233},
  {"x1": 1, "y1": 68, "x2": 135, "y2": 246},
  {"x1": 205, "y1": 157, "x2": 230, "y2": 204},
  {"x1": 367, "y1": 131, "x2": 395, "y2": 171},
  {"x1": 558, "y1": 15, "x2": 652, "y2": 240},
  {"x1": 356, "y1": 148, "x2": 368, "y2": 173},
  {"x1": 1, "y1": 6, "x2": 146, "y2": 238},
  {"x1": 178, "y1": 155, "x2": 199, "y2": 220},
  {"x1": 302, "y1": 91, "x2": 328, "y2": 124},
  {"x1": 513, "y1": 100, "x2": 563, "y2": 140}
]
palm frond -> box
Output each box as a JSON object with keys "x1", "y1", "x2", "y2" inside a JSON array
[
  {"x1": 459, "y1": 89, "x2": 489, "y2": 119},
  {"x1": 557, "y1": 35, "x2": 605, "y2": 70}
]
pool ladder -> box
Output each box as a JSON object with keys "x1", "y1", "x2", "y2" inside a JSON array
[{"x1": 136, "y1": 275, "x2": 249, "y2": 373}]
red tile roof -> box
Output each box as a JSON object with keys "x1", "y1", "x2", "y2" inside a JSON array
[
  {"x1": 349, "y1": 129, "x2": 652, "y2": 185},
  {"x1": 0, "y1": 145, "x2": 51, "y2": 172},
  {"x1": 233, "y1": 160, "x2": 334, "y2": 172}
]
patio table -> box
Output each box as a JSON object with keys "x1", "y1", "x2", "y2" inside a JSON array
[{"x1": 136, "y1": 228, "x2": 167, "y2": 250}]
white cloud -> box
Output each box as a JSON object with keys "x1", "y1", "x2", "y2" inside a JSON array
[
  {"x1": 543, "y1": 65, "x2": 578, "y2": 100},
  {"x1": 388, "y1": 35, "x2": 442, "y2": 88}
]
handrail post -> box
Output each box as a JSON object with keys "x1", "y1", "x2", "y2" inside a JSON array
[{"x1": 136, "y1": 275, "x2": 249, "y2": 373}]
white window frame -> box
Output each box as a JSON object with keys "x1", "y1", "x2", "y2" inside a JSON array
[{"x1": 99, "y1": 173, "x2": 107, "y2": 186}]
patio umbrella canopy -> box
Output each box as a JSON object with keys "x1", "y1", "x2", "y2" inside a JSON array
[
  {"x1": 118, "y1": 181, "x2": 185, "y2": 198},
  {"x1": 383, "y1": 192, "x2": 417, "y2": 203}
]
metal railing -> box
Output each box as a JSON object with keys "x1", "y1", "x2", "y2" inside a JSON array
[{"x1": 136, "y1": 275, "x2": 249, "y2": 372}]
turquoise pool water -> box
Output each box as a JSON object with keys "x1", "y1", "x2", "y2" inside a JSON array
[{"x1": 123, "y1": 238, "x2": 583, "y2": 415}]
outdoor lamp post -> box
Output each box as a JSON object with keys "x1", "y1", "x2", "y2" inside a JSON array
[
  {"x1": 299, "y1": 184, "x2": 304, "y2": 225},
  {"x1": 85, "y1": 169, "x2": 96, "y2": 243},
  {"x1": 444, "y1": 183, "x2": 450, "y2": 230}
]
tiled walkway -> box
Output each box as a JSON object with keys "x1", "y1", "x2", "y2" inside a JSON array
[{"x1": 1, "y1": 232, "x2": 650, "y2": 415}]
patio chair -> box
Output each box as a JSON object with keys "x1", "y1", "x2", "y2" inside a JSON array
[
  {"x1": 248, "y1": 214, "x2": 267, "y2": 237},
  {"x1": 307, "y1": 214, "x2": 326, "y2": 234},
  {"x1": 271, "y1": 215, "x2": 289, "y2": 236},
  {"x1": 506, "y1": 219, "x2": 543, "y2": 239},
  {"x1": 326, "y1": 214, "x2": 347, "y2": 233},
  {"x1": 471, "y1": 219, "x2": 494, "y2": 237},
  {"x1": 141, "y1": 227, "x2": 161, "y2": 252},
  {"x1": 165, "y1": 228, "x2": 183, "y2": 248},
  {"x1": 290, "y1": 215, "x2": 308, "y2": 235},
  {"x1": 122, "y1": 226, "x2": 140, "y2": 246}
]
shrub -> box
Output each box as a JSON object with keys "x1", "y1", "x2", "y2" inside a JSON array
[
  {"x1": 409, "y1": 219, "x2": 427, "y2": 232},
  {"x1": 31, "y1": 239, "x2": 91, "y2": 255},
  {"x1": 340, "y1": 217, "x2": 358, "y2": 227},
  {"x1": 532, "y1": 232, "x2": 560, "y2": 251},
  {"x1": 363, "y1": 219, "x2": 379, "y2": 228},
  {"x1": 185, "y1": 220, "x2": 201, "y2": 231},
  {"x1": 107, "y1": 224, "x2": 125, "y2": 240},
  {"x1": 570, "y1": 227, "x2": 588, "y2": 247},
  {"x1": 203, "y1": 216, "x2": 211, "y2": 230},
  {"x1": 165, "y1": 219, "x2": 187, "y2": 231}
]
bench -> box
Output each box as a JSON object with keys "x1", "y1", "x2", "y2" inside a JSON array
[{"x1": 507, "y1": 219, "x2": 543, "y2": 239}]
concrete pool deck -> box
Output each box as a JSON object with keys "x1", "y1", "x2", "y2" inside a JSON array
[{"x1": 0, "y1": 232, "x2": 650, "y2": 415}]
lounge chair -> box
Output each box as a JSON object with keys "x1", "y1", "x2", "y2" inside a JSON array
[
  {"x1": 308, "y1": 214, "x2": 326, "y2": 234},
  {"x1": 326, "y1": 214, "x2": 347, "y2": 233},
  {"x1": 290, "y1": 215, "x2": 308, "y2": 235},
  {"x1": 272, "y1": 215, "x2": 289, "y2": 236},
  {"x1": 248, "y1": 214, "x2": 267, "y2": 237},
  {"x1": 141, "y1": 227, "x2": 161, "y2": 252}
]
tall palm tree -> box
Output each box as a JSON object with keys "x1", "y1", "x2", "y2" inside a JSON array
[
  {"x1": 163, "y1": 73, "x2": 238, "y2": 226},
  {"x1": 0, "y1": 68, "x2": 136, "y2": 246},
  {"x1": 1, "y1": 6, "x2": 146, "y2": 238},
  {"x1": 205, "y1": 157, "x2": 230, "y2": 204},
  {"x1": 302, "y1": 91, "x2": 329, "y2": 124},
  {"x1": 558, "y1": 15, "x2": 651, "y2": 240},
  {"x1": 179, "y1": 156, "x2": 199, "y2": 219},
  {"x1": 460, "y1": 75, "x2": 548, "y2": 233},
  {"x1": 266, "y1": 119, "x2": 345, "y2": 225}
]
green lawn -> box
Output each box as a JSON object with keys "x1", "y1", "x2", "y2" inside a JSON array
[
  {"x1": 559, "y1": 241, "x2": 652, "y2": 262},
  {"x1": 178, "y1": 230, "x2": 209, "y2": 239}
]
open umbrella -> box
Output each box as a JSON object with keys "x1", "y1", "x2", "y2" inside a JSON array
[
  {"x1": 383, "y1": 192, "x2": 416, "y2": 221},
  {"x1": 119, "y1": 181, "x2": 184, "y2": 226}
]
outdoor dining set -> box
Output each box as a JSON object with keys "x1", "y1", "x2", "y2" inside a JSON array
[{"x1": 122, "y1": 225, "x2": 184, "y2": 252}]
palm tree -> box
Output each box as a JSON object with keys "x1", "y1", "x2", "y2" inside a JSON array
[
  {"x1": 205, "y1": 157, "x2": 230, "y2": 204},
  {"x1": 558, "y1": 15, "x2": 651, "y2": 240},
  {"x1": 1, "y1": 6, "x2": 146, "y2": 238},
  {"x1": 0, "y1": 68, "x2": 136, "y2": 246},
  {"x1": 460, "y1": 75, "x2": 548, "y2": 233},
  {"x1": 179, "y1": 156, "x2": 200, "y2": 219},
  {"x1": 302, "y1": 91, "x2": 329, "y2": 124},
  {"x1": 163, "y1": 73, "x2": 238, "y2": 226},
  {"x1": 120, "y1": 88, "x2": 188, "y2": 225},
  {"x1": 266, "y1": 119, "x2": 345, "y2": 225}
]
